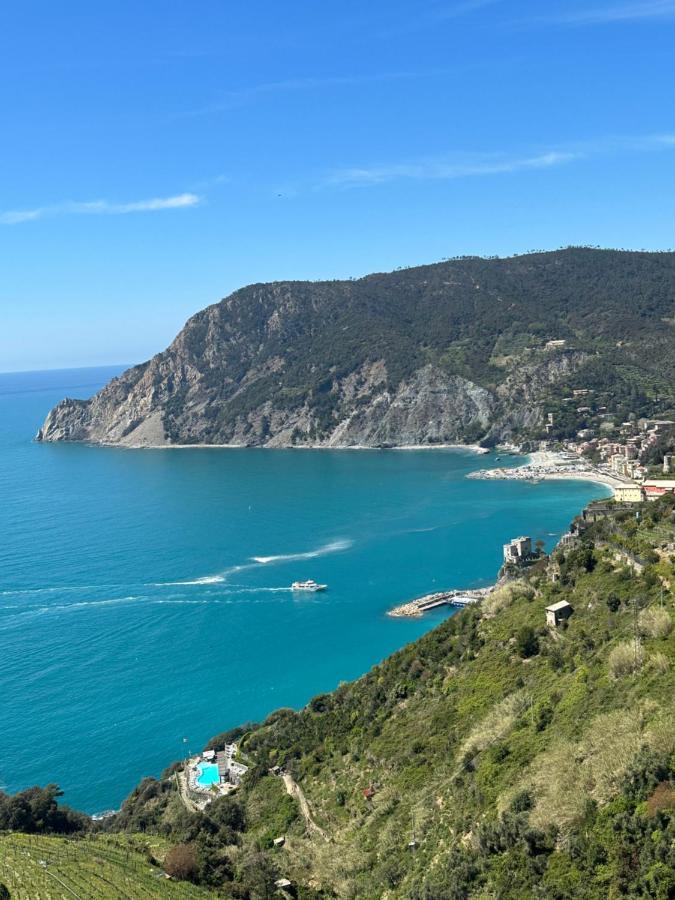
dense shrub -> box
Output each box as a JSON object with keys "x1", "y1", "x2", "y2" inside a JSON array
[
  {"x1": 608, "y1": 640, "x2": 644, "y2": 678},
  {"x1": 645, "y1": 782, "x2": 675, "y2": 817},
  {"x1": 164, "y1": 843, "x2": 199, "y2": 881},
  {"x1": 648, "y1": 651, "x2": 670, "y2": 675},
  {"x1": 639, "y1": 607, "x2": 673, "y2": 639},
  {"x1": 516, "y1": 626, "x2": 540, "y2": 658},
  {"x1": 606, "y1": 593, "x2": 621, "y2": 613},
  {"x1": 0, "y1": 785, "x2": 88, "y2": 834}
]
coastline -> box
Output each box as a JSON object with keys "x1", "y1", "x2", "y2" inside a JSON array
[
  {"x1": 468, "y1": 448, "x2": 628, "y2": 497},
  {"x1": 70, "y1": 439, "x2": 490, "y2": 454},
  {"x1": 387, "y1": 449, "x2": 620, "y2": 621}
]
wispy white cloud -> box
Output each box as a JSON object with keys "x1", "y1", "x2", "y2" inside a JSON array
[
  {"x1": 558, "y1": 132, "x2": 675, "y2": 157},
  {"x1": 322, "y1": 132, "x2": 675, "y2": 189},
  {"x1": 546, "y1": 0, "x2": 675, "y2": 24},
  {"x1": 0, "y1": 209, "x2": 44, "y2": 225},
  {"x1": 0, "y1": 192, "x2": 200, "y2": 226},
  {"x1": 324, "y1": 151, "x2": 579, "y2": 188},
  {"x1": 186, "y1": 69, "x2": 452, "y2": 117}
]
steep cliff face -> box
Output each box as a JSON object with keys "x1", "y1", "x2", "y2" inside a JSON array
[
  {"x1": 37, "y1": 361, "x2": 499, "y2": 447},
  {"x1": 37, "y1": 248, "x2": 675, "y2": 447}
]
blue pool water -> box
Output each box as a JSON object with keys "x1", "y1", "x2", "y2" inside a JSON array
[
  {"x1": 0, "y1": 366, "x2": 610, "y2": 813},
  {"x1": 196, "y1": 763, "x2": 220, "y2": 787}
]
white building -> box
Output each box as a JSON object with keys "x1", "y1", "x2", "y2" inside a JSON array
[{"x1": 503, "y1": 536, "x2": 532, "y2": 565}]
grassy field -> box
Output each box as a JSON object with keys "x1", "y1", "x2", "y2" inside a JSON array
[{"x1": 0, "y1": 833, "x2": 216, "y2": 899}]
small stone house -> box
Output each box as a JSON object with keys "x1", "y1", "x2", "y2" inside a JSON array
[{"x1": 546, "y1": 600, "x2": 574, "y2": 627}]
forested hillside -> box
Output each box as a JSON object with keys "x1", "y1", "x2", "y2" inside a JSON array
[{"x1": 38, "y1": 248, "x2": 675, "y2": 448}]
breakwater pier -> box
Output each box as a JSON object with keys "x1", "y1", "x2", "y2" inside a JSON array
[{"x1": 388, "y1": 586, "x2": 494, "y2": 618}]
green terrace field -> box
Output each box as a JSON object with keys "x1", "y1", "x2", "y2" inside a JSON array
[{"x1": 0, "y1": 833, "x2": 216, "y2": 899}]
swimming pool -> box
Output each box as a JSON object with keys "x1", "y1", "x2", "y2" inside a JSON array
[{"x1": 196, "y1": 762, "x2": 220, "y2": 787}]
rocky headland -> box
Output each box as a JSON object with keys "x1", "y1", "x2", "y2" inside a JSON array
[{"x1": 37, "y1": 248, "x2": 675, "y2": 448}]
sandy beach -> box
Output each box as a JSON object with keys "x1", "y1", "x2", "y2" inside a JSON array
[{"x1": 468, "y1": 449, "x2": 629, "y2": 496}]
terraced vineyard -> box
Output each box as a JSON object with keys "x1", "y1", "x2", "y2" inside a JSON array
[{"x1": 0, "y1": 833, "x2": 216, "y2": 899}]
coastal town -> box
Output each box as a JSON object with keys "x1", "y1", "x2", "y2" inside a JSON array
[
  {"x1": 463, "y1": 335, "x2": 675, "y2": 502},
  {"x1": 468, "y1": 415, "x2": 675, "y2": 504}
]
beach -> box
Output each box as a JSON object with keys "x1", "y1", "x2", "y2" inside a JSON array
[{"x1": 467, "y1": 449, "x2": 629, "y2": 495}]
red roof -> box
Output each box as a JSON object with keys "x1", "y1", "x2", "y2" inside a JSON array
[{"x1": 644, "y1": 483, "x2": 675, "y2": 495}]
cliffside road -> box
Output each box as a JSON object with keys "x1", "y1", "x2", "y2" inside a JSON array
[
  {"x1": 176, "y1": 770, "x2": 206, "y2": 813},
  {"x1": 282, "y1": 773, "x2": 331, "y2": 843}
]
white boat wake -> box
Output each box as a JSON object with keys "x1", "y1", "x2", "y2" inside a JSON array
[
  {"x1": 160, "y1": 574, "x2": 226, "y2": 586},
  {"x1": 157, "y1": 538, "x2": 353, "y2": 586},
  {"x1": 6, "y1": 539, "x2": 354, "y2": 606},
  {"x1": 251, "y1": 538, "x2": 352, "y2": 565}
]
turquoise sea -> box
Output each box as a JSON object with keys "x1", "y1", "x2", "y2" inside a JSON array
[{"x1": 0, "y1": 367, "x2": 610, "y2": 813}]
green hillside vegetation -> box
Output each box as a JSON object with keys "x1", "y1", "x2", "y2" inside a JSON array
[
  {"x1": 3, "y1": 495, "x2": 674, "y2": 898},
  {"x1": 0, "y1": 832, "x2": 216, "y2": 899}
]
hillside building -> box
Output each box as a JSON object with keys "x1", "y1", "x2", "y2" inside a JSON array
[
  {"x1": 643, "y1": 480, "x2": 675, "y2": 500},
  {"x1": 546, "y1": 600, "x2": 574, "y2": 627},
  {"x1": 503, "y1": 535, "x2": 532, "y2": 565},
  {"x1": 614, "y1": 484, "x2": 644, "y2": 503}
]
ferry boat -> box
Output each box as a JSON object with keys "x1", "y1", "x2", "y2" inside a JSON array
[{"x1": 291, "y1": 579, "x2": 327, "y2": 592}]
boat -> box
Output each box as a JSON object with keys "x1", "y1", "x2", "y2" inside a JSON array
[{"x1": 291, "y1": 579, "x2": 327, "y2": 592}]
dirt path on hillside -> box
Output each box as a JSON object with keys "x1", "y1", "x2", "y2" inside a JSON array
[
  {"x1": 176, "y1": 770, "x2": 204, "y2": 813},
  {"x1": 282, "y1": 773, "x2": 330, "y2": 842}
]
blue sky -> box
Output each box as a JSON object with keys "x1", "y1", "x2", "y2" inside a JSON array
[{"x1": 2, "y1": 0, "x2": 675, "y2": 370}]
